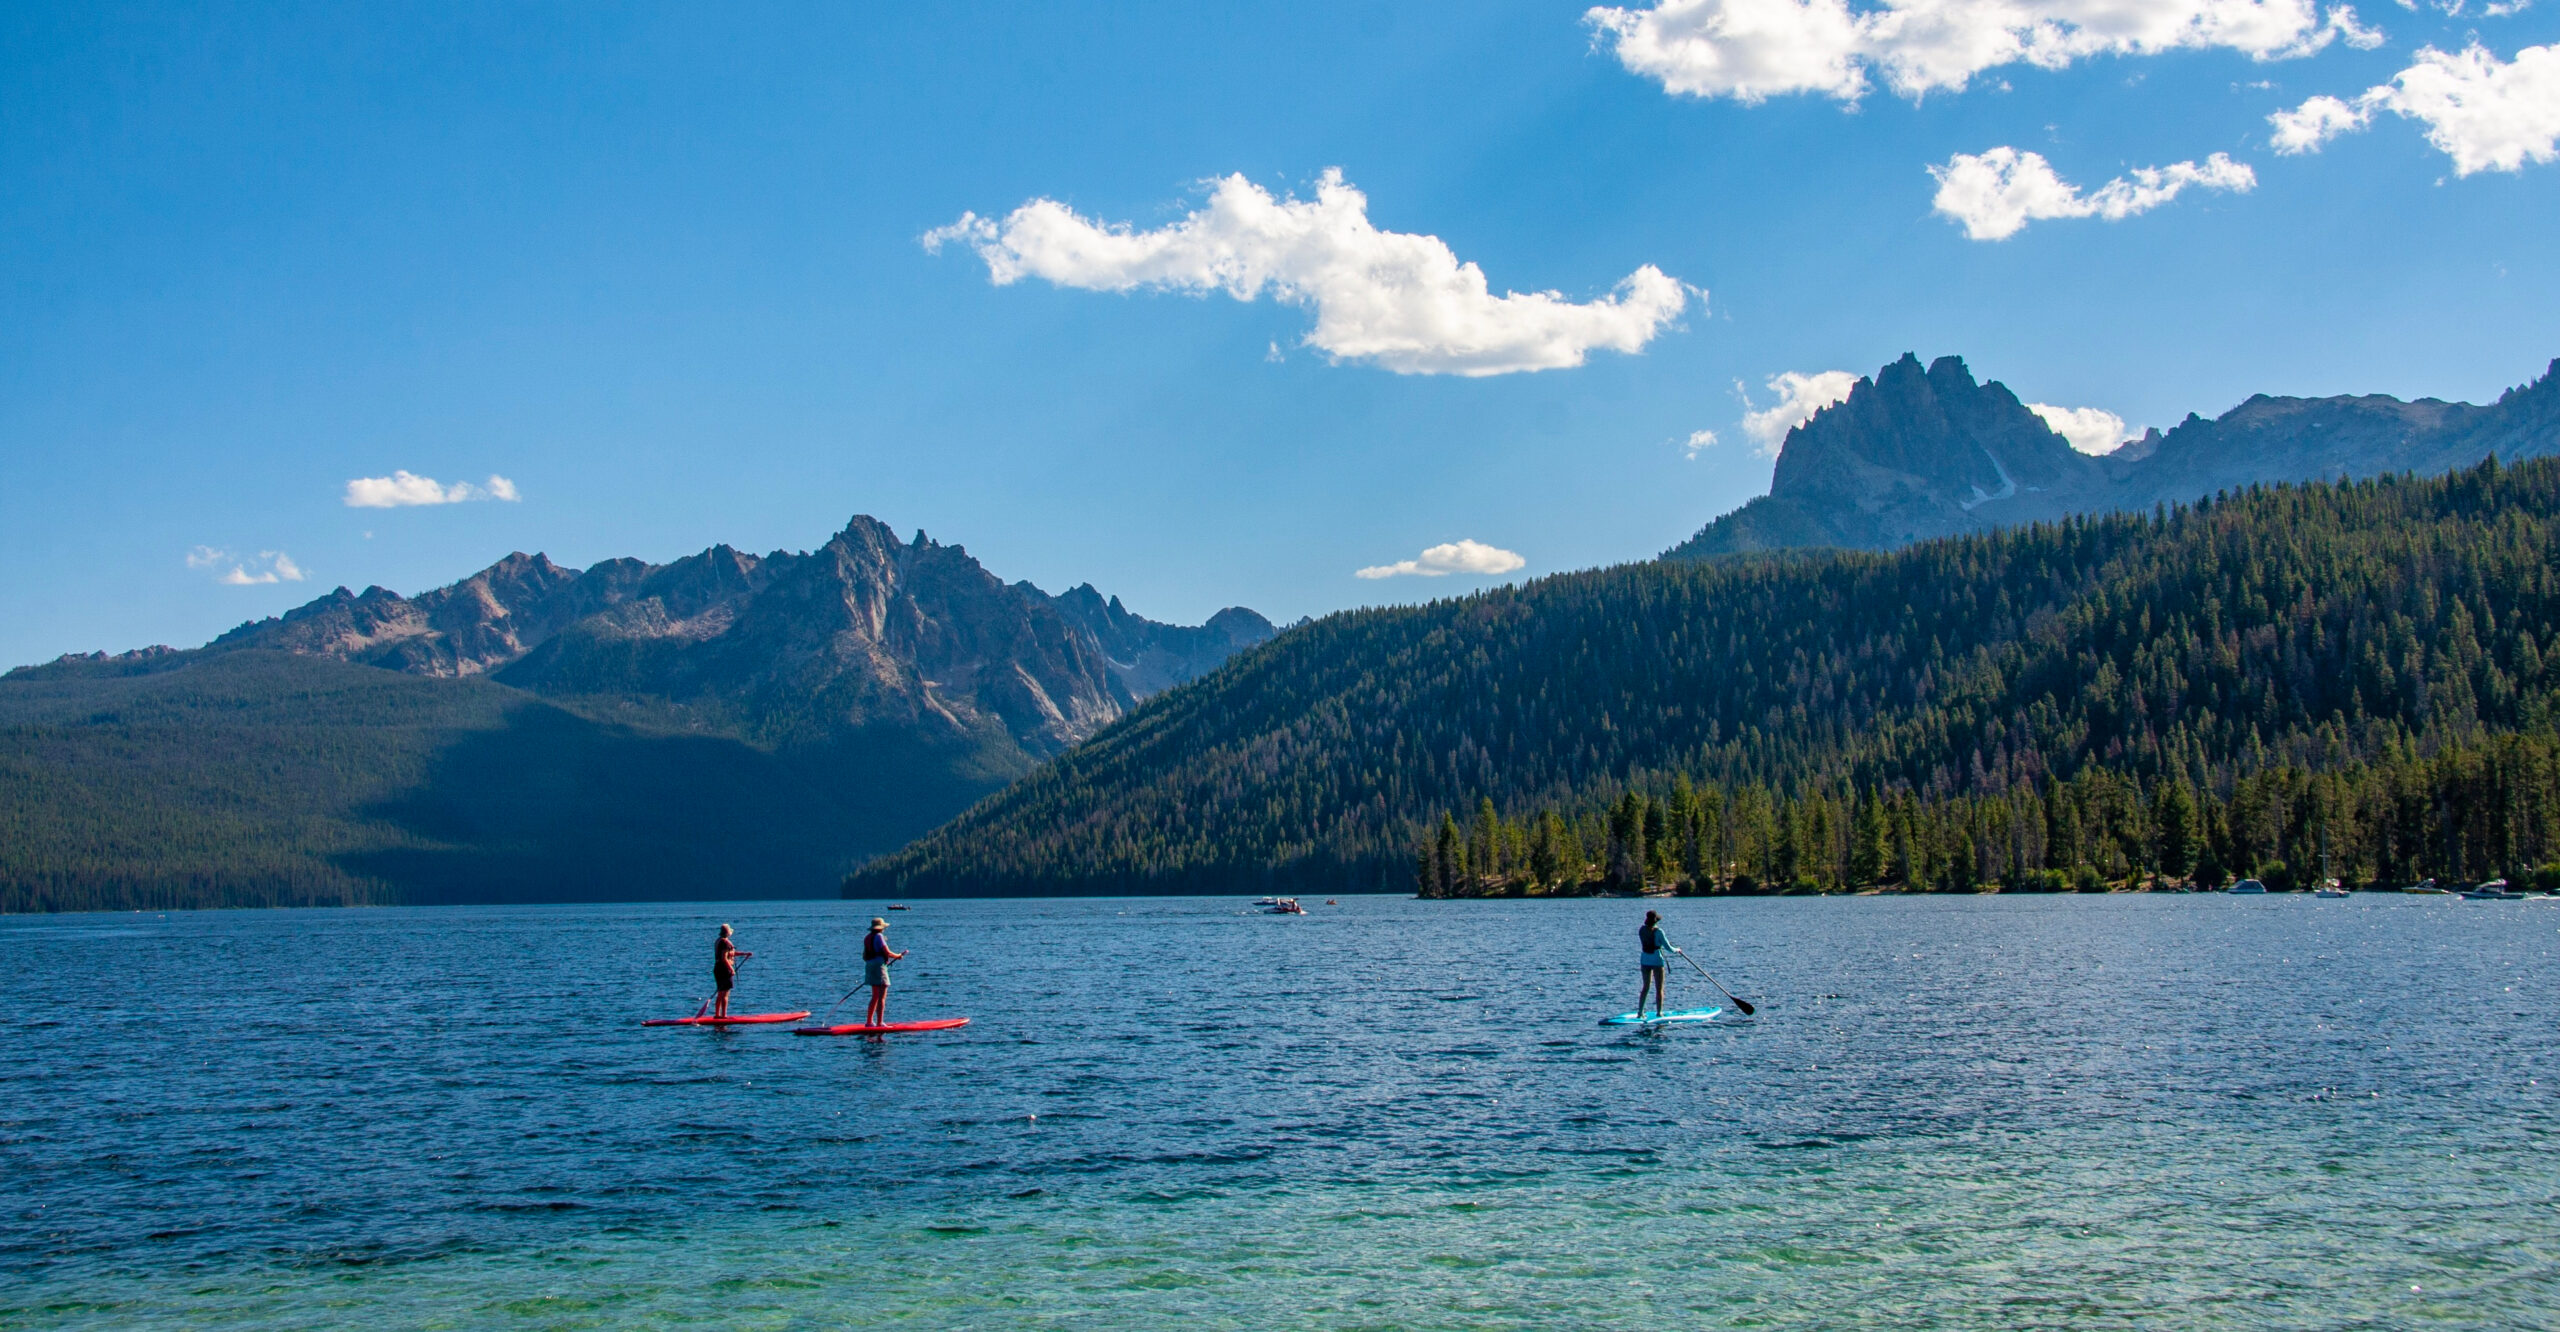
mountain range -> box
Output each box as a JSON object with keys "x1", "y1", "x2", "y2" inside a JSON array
[
  {"x1": 1, "y1": 517, "x2": 1272, "y2": 910},
  {"x1": 15, "y1": 352, "x2": 2560, "y2": 911},
  {"x1": 201, "y1": 516, "x2": 1272, "y2": 758},
  {"x1": 1668, "y1": 353, "x2": 2560, "y2": 559}
]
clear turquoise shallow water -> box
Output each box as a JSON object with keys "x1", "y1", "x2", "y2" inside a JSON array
[{"x1": 4, "y1": 893, "x2": 2555, "y2": 1329}]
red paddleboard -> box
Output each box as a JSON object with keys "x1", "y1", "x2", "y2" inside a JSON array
[
  {"x1": 793, "y1": 1017, "x2": 970, "y2": 1036},
  {"x1": 641, "y1": 1011, "x2": 811, "y2": 1027}
]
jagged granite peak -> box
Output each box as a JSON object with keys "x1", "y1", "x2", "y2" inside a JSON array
[
  {"x1": 208, "y1": 551, "x2": 599, "y2": 677},
  {"x1": 194, "y1": 514, "x2": 1277, "y2": 758},
  {"x1": 1046, "y1": 582, "x2": 1280, "y2": 698},
  {"x1": 1669, "y1": 354, "x2": 2560, "y2": 560}
]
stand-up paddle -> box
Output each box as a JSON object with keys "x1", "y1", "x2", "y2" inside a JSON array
[
  {"x1": 1669, "y1": 943, "x2": 1754, "y2": 1015},
  {"x1": 644, "y1": 963, "x2": 811, "y2": 1025},
  {"x1": 642, "y1": 935, "x2": 809, "y2": 1026},
  {"x1": 795, "y1": 926, "x2": 965, "y2": 1033},
  {"x1": 814, "y1": 979, "x2": 868, "y2": 1027}
]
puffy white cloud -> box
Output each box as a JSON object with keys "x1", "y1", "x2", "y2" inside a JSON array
[
  {"x1": 2028, "y1": 401, "x2": 2134, "y2": 453},
  {"x1": 1738, "y1": 370, "x2": 1860, "y2": 455},
  {"x1": 1929, "y1": 146, "x2": 2256, "y2": 240},
  {"x1": 2269, "y1": 92, "x2": 2372, "y2": 150},
  {"x1": 1588, "y1": 0, "x2": 1872, "y2": 102},
  {"x1": 1355, "y1": 539, "x2": 1528, "y2": 580},
  {"x1": 188, "y1": 547, "x2": 305, "y2": 585},
  {"x1": 1586, "y1": 0, "x2": 2366, "y2": 104},
  {"x1": 925, "y1": 169, "x2": 1691, "y2": 377},
  {"x1": 343, "y1": 471, "x2": 523, "y2": 508},
  {"x1": 1684, "y1": 428, "x2": 1722, "y2": 454},
  {"x1": 2270, "y1": 43, "x2": 2560, "y2": 173}
]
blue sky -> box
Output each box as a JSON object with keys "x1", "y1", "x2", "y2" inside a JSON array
[{"x1": 4, "y1": 0, "x2": 2556, "y2": 667}]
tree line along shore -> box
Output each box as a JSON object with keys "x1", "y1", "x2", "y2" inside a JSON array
[{"x1": 1415, "y1": 731, "x2": 2560, "y2": 897}]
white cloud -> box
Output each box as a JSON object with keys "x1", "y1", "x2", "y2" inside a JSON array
[
  {"x1": 2028, "y1": 402, "x2": 2134, "y2": 453},
  {"x1": 1738, "y1": 370, "x2": 1859, "y2": 455},
  {"x1": 1929, "y1": 147, "x2": 2256, "y2": 240},
  {"x1": 2269, "y1": 43, "x2": 2560, "y2": 174},
  {"x1": 1355, "y1": 539, "x2": 1528, "y2": 580},
  {"x1": 2328, "y1": 5, "x2": 2388, "y2": 45},
  {"x1": 1684, "y1": 428, "x2": 1722, "y2": 455},
  {"x1": 188, "y1": 547, "x2": 305, "y2": 585},
  {"x1": 343, "y1": 470, "x2": 523, "y2": 508},
  {"x1": 2269, "y1": 92, "x2": 2372, "y2": 150},
  {"x1": 1586, "y1": 0, "x2": 2364, "y2": 104},
  {"x1": 925, "y1": 169, "x2": 1691, "y2": 377}
]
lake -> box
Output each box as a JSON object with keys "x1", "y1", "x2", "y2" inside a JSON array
[{"x1": 3, "y1": 893, "x2": 2555, "y2": 1329}]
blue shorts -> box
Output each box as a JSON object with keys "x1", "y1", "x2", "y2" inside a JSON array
[{"x1": 1640, "y1": 953, "x2": 1664, "y2": 969}]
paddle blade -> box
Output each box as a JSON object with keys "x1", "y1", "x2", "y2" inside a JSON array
[{"x1": 1733, "y1": 997, "x2": 1756, "y2": 1016}]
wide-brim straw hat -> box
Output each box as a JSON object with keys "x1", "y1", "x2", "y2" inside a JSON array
[{"x1": 870, "y1": 918, "x2": 889, "y2": 929}]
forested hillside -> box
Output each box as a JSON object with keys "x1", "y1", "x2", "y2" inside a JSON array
[
  {"x1": 0, "y1": 650, "x2": 996, "y2": 912},
  {"x1": 850, "y1": 458, "x2": 2560, "y2": 896}
]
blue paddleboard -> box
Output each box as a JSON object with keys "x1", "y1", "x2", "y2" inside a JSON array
[{"x1": 1600, "y1": 1007, "x2": 1723, "y2": 1026}]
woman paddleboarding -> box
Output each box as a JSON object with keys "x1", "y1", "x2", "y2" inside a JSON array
[
  {"x1": 861, "y1": 916, "x2": 905, "y2": 1027},
  {"x1": 711, "y1": 923, "x2": 753, "y2": 1019},
  {"x1": 1636, "y1": 910, "x2": 1668, "y2": 1019}
]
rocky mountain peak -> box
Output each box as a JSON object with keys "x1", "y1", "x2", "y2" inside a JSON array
[
  {"x1": 1669, "y1": 351, "x2": 2560, "y2": 560},
  {"x1": 198, "y1": 513, "x2": 1276, "y2": 760}
]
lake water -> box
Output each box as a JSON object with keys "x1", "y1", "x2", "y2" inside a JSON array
[{"x1": 3, "y1": 893, "x2": 2555, "y2": 1329}]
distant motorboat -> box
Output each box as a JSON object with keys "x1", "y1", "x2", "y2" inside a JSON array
[
  {"x1": 2314, "y1": 880, "x2": 2350, "y2": 898},
  {"x1": 2227, "y1": 879, "x2": 2268, "y2": 895},
  {"x1": 2460, "y1": 879, "x2": 2528, "y2": 900},
  {"x1": 1265, "y1": 897, "x2": 1306, "y2": 914},
  {"x1": 2401, "y1": 879, "x2": 2448, "y2": 894}
]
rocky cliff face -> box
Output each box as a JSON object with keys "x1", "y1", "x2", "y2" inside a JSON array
[
  {"x1": 1669, "y1": 354, "x2": 2560, "y2": 559},
  {"x1": 208, "y1": 517, "x2": 1277, "y2": 759}
]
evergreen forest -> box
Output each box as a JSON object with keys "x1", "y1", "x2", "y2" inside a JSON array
[
  {"x1": 851, "y1": 457, "x2": 2560, "y2": 897},
  {"x1": 0, "y1": 649, "x2": 992, "y2": 912}
]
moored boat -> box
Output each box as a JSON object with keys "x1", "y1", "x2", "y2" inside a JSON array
[{"x1": 2227, "y1": 879, "x2": 2267, "y2": 895}]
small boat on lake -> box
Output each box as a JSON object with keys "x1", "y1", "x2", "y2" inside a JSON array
[
  {"x1": 2227, "y1": 879, "x2": 2268, "y2": 895},
  {"x1": 2401, "y1": 879, "x2": 2448, "y2": 894},
  {"x1": 2314, "y1": 880, "x2": 2350, "y2": 898},
  {"x1": 1265, "y1": 897, "x2": 1306, "y2": 914},
  {"x1": 2459, "y1": 879, "x2": 2528, "y2": 900}
]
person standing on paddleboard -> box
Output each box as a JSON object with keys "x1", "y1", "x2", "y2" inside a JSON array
[
  {"x1": 862, "y1": 917, "x2": 905, "y2": 1027},
  {"x1": 712, "y1": 924, "x2": 753, "y2": 1019},
  {"x1": 1637, "y1": 910, "x2": 1669, "y2": 1019}
]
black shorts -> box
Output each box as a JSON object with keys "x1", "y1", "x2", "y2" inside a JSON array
[{"x1": 713, "y1": 966, "x2": 735, "y2": 991}]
